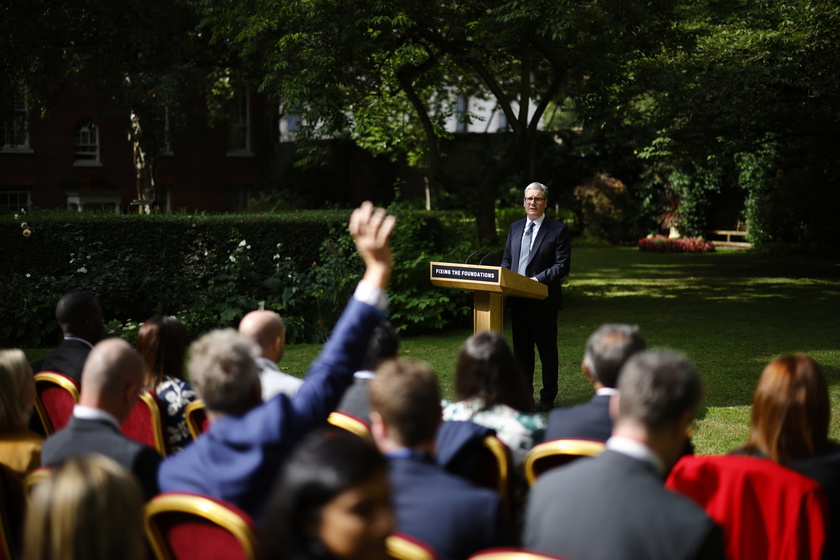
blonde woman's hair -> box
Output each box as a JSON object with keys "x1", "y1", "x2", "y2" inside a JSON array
[
  {"x1": 0, "y1": 349, "x2": 33, "y2": 430},
  {"x1": 24, "y1": 455, "x2": 147, "y2": 560}
]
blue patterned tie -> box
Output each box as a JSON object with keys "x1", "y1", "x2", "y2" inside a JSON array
[{"x1": 518, "y1": 221, "x2": 534, "y2": 275}]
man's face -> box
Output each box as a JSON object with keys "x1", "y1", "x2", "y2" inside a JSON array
[{"x1": 523, "y1": 188, "x2": 547, "y2": 220}]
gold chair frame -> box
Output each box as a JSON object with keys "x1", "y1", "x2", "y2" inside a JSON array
[
  {"x1": 327, "y1": 411, "x2": 372, "y2": 441},
  {"x1": 387, "y1": 533, "x2": 437, "y2": 560},
  {"x1": 184, "y1": 400, "x2": 207, "y2": 440},
  {"x1": 469, "y1": 548, "x2": 570, "y2": 560},
  {"x1": 523, "y1": 439, "x2": 606, "y2": 486},
  {"x1": 144, "y1": 493, "x2": 257, "y2": 560},
  {"x1": 134, "y1": 390, "x2": 168, "y2": 457},
  {"x1": 481, "y1": 435, "x2": 511, "y2": 510},
  {"x1": 33, "y1": 372, "x2": 80, "y2": 435}
]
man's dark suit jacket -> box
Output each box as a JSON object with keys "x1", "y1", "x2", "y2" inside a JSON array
[
  {"x1": 31, "y1": 338, "x2": 92, "y2": 385},
  {"x1": 500, "y1": 217, "x2": 571, "y2": 311},
  {"x1": 525, "y1": 449, "x2": 724, "y2": 560},
  {"x1": 158, "y1": 297, "x2": 385, "y2": 524},
  {"x1": 388, "y1": 455, "x2": 514, "y2": 560},
  {"x1": 545, "y1": 394, "x2": 613, "y2": 442},
  {"x1": 41, "y1": 416, "x2": 162, "y2": 500}
]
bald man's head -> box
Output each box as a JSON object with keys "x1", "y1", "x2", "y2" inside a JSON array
[
  {"x1": 238, "y1": 310, "x2": 285, "y2": 361},
  {"x1": 79, "y1": 338, "x2": 145, "y2": 422}
]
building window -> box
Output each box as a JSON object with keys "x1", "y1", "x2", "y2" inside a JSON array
[
  {"x1": 74, "y1": 119, "x2": 101, "y2": 166},
  {"x1": 455, "y1": 95, "x2": 469, "y2": 133},
  {"x1": 0, "y1": 189, "x2": 31, "y2": 213},
  {"x1": 230, "y1": 186, "x2": 250, "y2": 211},
  {"x1": 1, "y1": 79, "x2": 31, "y2": 151},
  {"x1": 227, "y1": 88, "x2": 252, "y2": 156}
]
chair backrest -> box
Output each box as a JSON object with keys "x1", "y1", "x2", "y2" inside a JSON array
[
  {"x1": 522, "y1": 439, "x2": 606, "y2": 485},
  {"x1": 327, "y1": 411, "x2": 372, "y2": 440},
  {"x1": 468, "y1": 547, "x2": 572, "y2": 560},
  {"x1": 33, "y1": 372, "x2": 80, "y2": 435},
  {"x1": 666, "y1": 454, "x2": 828, "y2": 560},
  {"x1": 144, "y1": 492, "x2": 258, "y2": 560},
  {"x1": 121, "y1": 391, "x2": 168, "y2": 456},
  {"x1": 184, "y1": 400, "x2": 209, "y2": 440},
  {"x1": 0, "y1": 464, "x2": 26, "y2": 560},
  {"x1": 387, "y1": 532, "x2": 439, "y2": 560}
]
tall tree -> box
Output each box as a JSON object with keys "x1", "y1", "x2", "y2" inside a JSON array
[{"x1": 199, "y1": 0, "x2": 681, "y2": 242}]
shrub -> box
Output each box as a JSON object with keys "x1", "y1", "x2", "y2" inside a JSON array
[{"x1": 638, "y1": 234, "x2": 715, "y2": 253}]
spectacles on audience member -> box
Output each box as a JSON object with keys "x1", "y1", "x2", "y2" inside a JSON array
[{"x1": 524, "y1": 197, "x2": 546, "y2": 204}]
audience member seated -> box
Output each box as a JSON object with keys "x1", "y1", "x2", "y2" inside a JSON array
[
  {"x1": 0, "y1": 349, "x2": 43, "y2": 477},
  {"x1": 157, "y1": 201, "x2": 394, "y2": 524},
  {"x1": 136, "y1": 315, "x2": 198, "y2": 454},
  {"x1": 442, "y1": 331, "x2": 545, "y2": 466},
  {"x1": 23, "y1": 455, "x2": 146, "y2": 560},
  {"x1": 41, "y1": 338, "x2": 163, "y2": 500},
  {"x1": 260, "y1": 431, "x2": 393, "y2": 560},
  {"x1": 370, "y1": 358, "x2": 515, "y2": 560},
  {"x1": 31, "y1": 291, "x2": 105, "y2": 384},
  {"x1": 524, "y1": 350, "x2": 724, "y2": 560},
  {"x1": 545, "y1": 323, "x2": 645, "y2": 442},
  {"x1": 336, "y1": 320, "x2": 399, "y2": 423},
  {"x1": 239, "y1": 309, "x2": 304, "y2": 400},
  {"x1": 732, "y1": 354, "x2": 840, "y2": 558}
]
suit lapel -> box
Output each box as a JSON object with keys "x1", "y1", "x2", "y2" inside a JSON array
[
  {"x1": 529, "y1": 219, "x2": 550, "y2": 262},
  {"x1": 512, "y1": 220, "x2": 525, "y2": 268}
]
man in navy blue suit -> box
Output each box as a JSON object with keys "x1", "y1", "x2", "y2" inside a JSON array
[
  {"x1": 369, "y1": 359, "x2": 514, "y2": 560},
  {"x1": 501, "y1": 182, "x2": 571, "y2": 411},
  {"x1": 545, "y1": 324, "x2": 646, "y2": 442},
  {"x1": 158, "y1": 202, "x2": 395, "y2": 523}
]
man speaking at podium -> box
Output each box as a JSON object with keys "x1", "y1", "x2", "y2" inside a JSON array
[{"x1": 501, "y1": 182, "x2": 571, "y2": 412}]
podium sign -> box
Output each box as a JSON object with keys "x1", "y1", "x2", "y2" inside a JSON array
[{"x1": 430, "y1": 262, "x2": 547, "y2": 334}]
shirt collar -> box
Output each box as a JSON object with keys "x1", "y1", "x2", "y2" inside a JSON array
[
  {"x1": 63, "y1": 336, "x2": 94, "y2": 349},
  {"x1": 596, "y1": 387, "x2": 618, "y2": 397},
  {"x1": 606, "y1": 435, "x2": 665, "y2": 476},
  {"x1": 73, "y1": 405, "x2": 121, "y2": 430},
  {"x1": 257, "y1": 356, "x2": 280, "y2": 371},
  {"x1": 527, "y1": 214, "x2": 546, "y2": 229},
  {"x1": 354, "y1": 370, "x2": 376, "y2": 380}
]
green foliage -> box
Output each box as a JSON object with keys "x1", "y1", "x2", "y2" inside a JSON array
[{"x1": 1, "y1": 208, "x2": 476, "y2": 347}]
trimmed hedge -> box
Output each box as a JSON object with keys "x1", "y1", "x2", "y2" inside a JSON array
[{"x1": 1, "y1": 207, "x2": 480, "y2": 348}]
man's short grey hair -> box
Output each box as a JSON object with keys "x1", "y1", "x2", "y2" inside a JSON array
[
  {"x1": 583, "y1": 324, "x2": 646, "y2": 388},
  {"x1": 524, "y1": 182, "x2": 548, "y2": 198},
  {"x1": 617, "y1": 350, "x2": 702, "y2": 432},
  {"x1": 188, "y1": 328, "x2": 261, "y2": 414}
]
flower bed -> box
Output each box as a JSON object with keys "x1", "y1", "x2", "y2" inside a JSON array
[{"x1": 638, "y1": 234, "x2": 716, "y2": 253}]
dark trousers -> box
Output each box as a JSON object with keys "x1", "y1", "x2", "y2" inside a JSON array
[{"x1": 510, "y1": 300, "x2": 559, "y2": 405}]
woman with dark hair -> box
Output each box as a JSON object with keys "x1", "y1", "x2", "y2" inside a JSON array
[
  {"x1": 442, "y1": 331, "x2": 546, "y2": 465},
  {"x1": 261, "y1": 432, "x2": 393, "y2": 560},
  {"x1": 734, "y1": 354, "x2": 840, "y2": 555},
  {"x1": 136, "y1": 315, "x2": 198, "y2": 453}
]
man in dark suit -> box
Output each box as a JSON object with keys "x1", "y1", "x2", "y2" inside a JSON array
[
  {"x1": 525, "y1": 350, "x2": 724, "y2": 560},
  {"x1": 41, "y1": 337, "x2": 162, "y2": 500},
  {"x1": 500, "y1": 182, "x2": 571, "y2": 411},
  {"x1": 336, "y1": 319, "x2": 399, "y2": 423},
  {"x1": 369, "y1": 359, "x2": 514, "y2": 560},
  {"x1": 32, "y1": 291, "x2": 105, "y2": 385},
  {"x1": 158, "y1": 202, "x2": 395, "y2": 524},
  {"x1": 545, "y1": 324, "x2": 646, "y2": 441}
]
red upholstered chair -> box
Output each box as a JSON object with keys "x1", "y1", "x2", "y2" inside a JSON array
[
  {"x1": 144, "y1": 492, "x2": 259, "y2": 560},
  {"x1": 522, "y1": 439, "x2": 605, "y2": 486},
  {"x1": 666, "y1": 454, "x2": 828, "y2": 560},
  {"x1": 387, "y1": 532, "x2": 439, "y2": 560},
  {"x1": 0, "y1": 464, "x2": 26, "y2": 560},
  {"x1": 184, "y1": 400, "x2": 209, "y2": 439},
  {"x1": 121, "y1": 390, "x2": 168, "y2": 456},
  {"x1": 468, "y1": 547, "x2": 573, "y2": 560},
  {"x1": 33, "y1": 371, "x2": 80, "y2": 435},
  {"x1": 327, "y1": 411, "x2": 372, "y2": 441}
]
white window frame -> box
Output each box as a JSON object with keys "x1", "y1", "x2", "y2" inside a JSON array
[
  {"x1": 1, "y1": 80, "x2": 33, "y2": 153},
  {"x1": 0, "y1": 189, "x2": 31, "y2": 212},
  {"x1": 73, "y1": 119, "x2": 102, "y2": 167}
]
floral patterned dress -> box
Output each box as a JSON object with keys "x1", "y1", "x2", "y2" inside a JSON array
[
  {"x1": 155, "y1": 376, "x2": 199, "y2": 454},
  {"x1": 441, "y1": 397, "x2": 546, "y2": 466}
]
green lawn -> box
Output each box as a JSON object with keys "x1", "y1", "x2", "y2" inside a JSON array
[{"x1": 282, "y1": 247, "x2": 840, "y2": 454}]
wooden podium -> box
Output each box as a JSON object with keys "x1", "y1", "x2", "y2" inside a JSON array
[{"x1": 430, "y1": 262, "x2": 548, "y2": 334}]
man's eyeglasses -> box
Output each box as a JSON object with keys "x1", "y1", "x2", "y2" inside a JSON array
[{"x1": 524, "y1": 197, "x2": 546, "y2": 204}]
